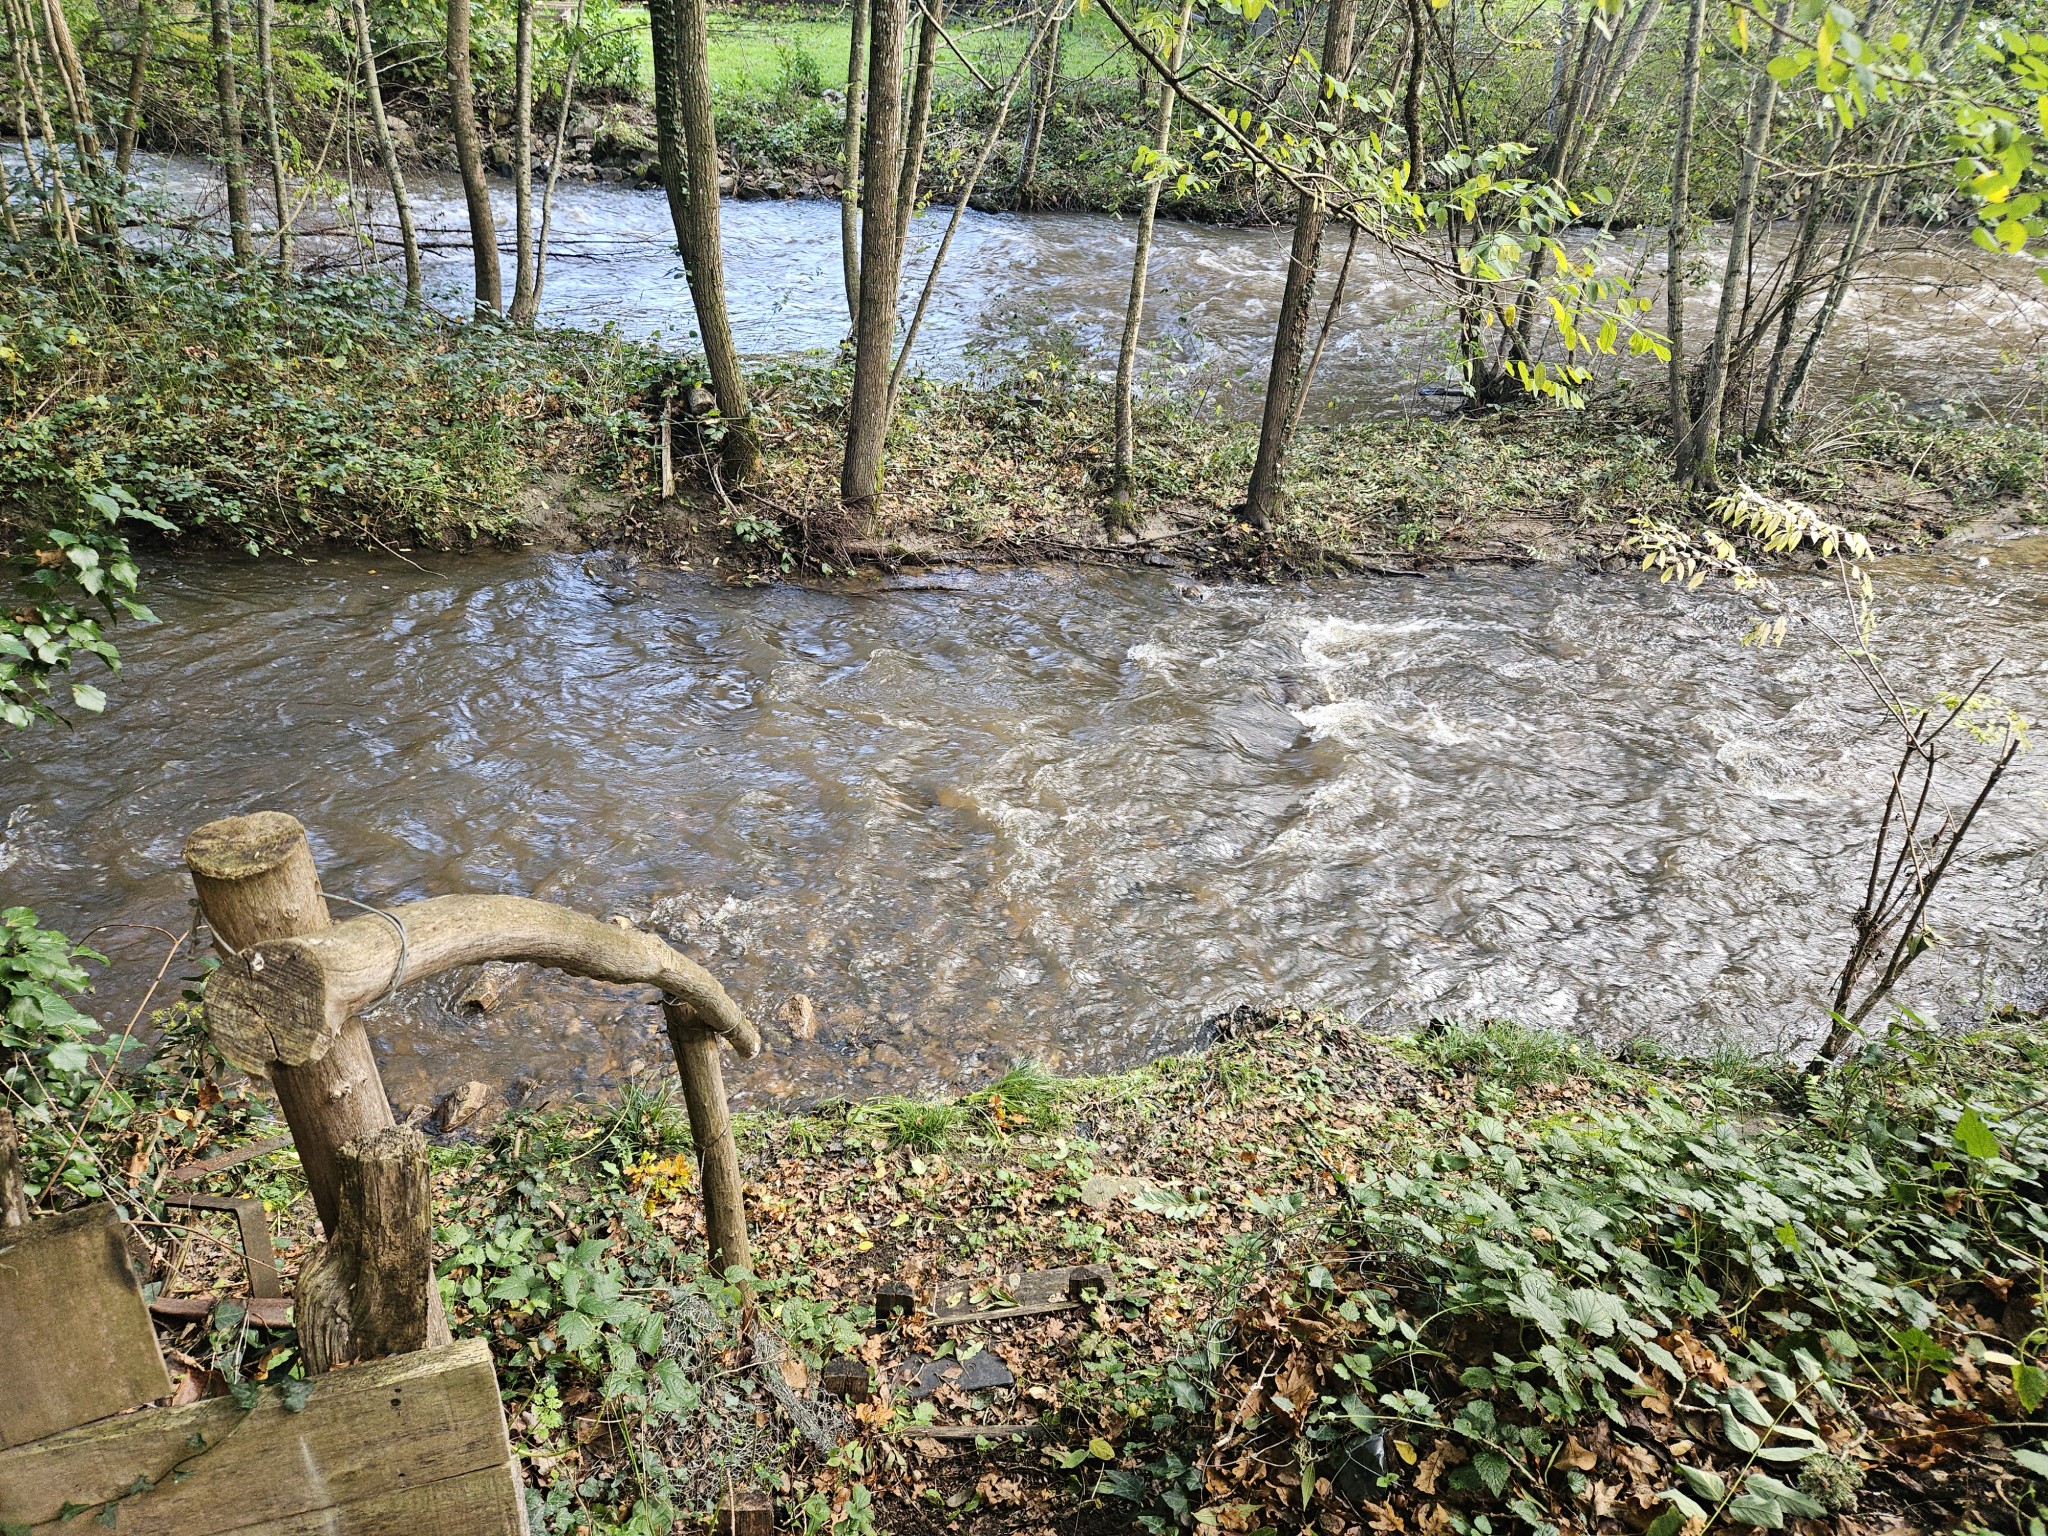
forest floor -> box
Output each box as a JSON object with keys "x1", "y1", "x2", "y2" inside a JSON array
[
  {"x1": 83, "y1": 1002, "x2": 2048, "y2": 1536},
  {"x1": 634, "y1": 360, "x2": 2048, "y2": 584}
]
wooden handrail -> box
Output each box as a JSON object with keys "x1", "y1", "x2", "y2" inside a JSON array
[
  {"x1": 185, "y1": 812, "x2": 761, "y2": 1367},
  {"x1": 204, "y1": 893, "x2": 757, "y2": 1075}
]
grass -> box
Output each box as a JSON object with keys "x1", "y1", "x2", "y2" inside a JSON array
[{"x1": 615, "y1": 4, "x2": 1139, "y2": 98}]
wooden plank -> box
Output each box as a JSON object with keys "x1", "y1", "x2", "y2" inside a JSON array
[
  {"x1": 242, "y1": 1462, "x2": 527, "y2": 1536},
  {"x1": 0, "y1": 1338, "x2": 525, "y2": 1535},
  {"x1": 932, "y1": 1264, "x2": 1109, "y2": 1326},
  {"x1": 0, "y1": 1202, "x2": 172, "y2": 1447}
]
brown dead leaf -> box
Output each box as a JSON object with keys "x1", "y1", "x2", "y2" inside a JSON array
[
  {"x1": 1561, "y1": 1434, "x2": 1597, "y2": 1472},
  {"x1": 779, "y1": 1355, "x2": 808, "y2": 1392}
]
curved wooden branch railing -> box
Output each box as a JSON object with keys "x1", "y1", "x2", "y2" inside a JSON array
[
  {"x1": 204, "y1": 894, "x2": 757, "y2": 1074},
  {"x1": 184, "y1": 812, "x2": 759, "y2": 1373}
]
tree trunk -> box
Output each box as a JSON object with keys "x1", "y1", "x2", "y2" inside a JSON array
[
  {"x1": 1400, "y1": 0, "x2": 1425, "y2": 188},
  {"x1": 255, "y1": 0, "x2": 289, "y2": 270},
  {"x1": 648, "y1": 0, "x2": 691, "y2": 255},
  {"x1": 1751, "y1": 130, "x2": 1840, "y2": 443},
  {"x1": 840, "y1": 0, "x2": 910, "y2": 509},
  {"x1": 1684, "y1": 0, "x2": 1788, "y2": 489},
  {"x1": 1665, "y1": 0, "x2": 1705, "y2": 480},
  {"x1": 534, "y1": 0, "x2": 587, "y2": 309},
  {"x1": 208, "y1": 0, "x2": 253, "y2": 262},
  {"x1": 1015, "y1": 8, "x2": 1061, "y2": 208},
  {"x1": 117, "y1": 0, "x2": 151, "y2": 174},
  {"x1": 3, "y1": 0, "x2": 72, "y2": 242},
  {"x1": 446, "y1": 0, "x2": 501, "y2": 317},
  {"x1": 670, "y1": 0, "x2": 758, "y2": 481},
  {"x1": 1242, "y1": 0, "x2": 1360, "y2": 528},
  {"x1": 1111, "y1": 0, "x2": 1191, "y2": 527},
  {"x1": 351, "y1": 0, "x2": 421, "y2": 304},
  {"x1": 888, "y1": 0, "x2": 1061, "y2": 416},
  {"x1": 893, "y1": 2, "x2": 940, "y2": 260},
  {"x1": 840, "y1": 0, "x2": 869, "y2": 334},
  {"x1": 508, "y1": 0, "x2": 537, "y2": 324}
]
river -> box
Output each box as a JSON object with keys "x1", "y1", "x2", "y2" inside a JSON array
[
  {"x1": 6, "y1": 543, "x2": 2045, "y2": 1110},
  {"x1": 127, "y1": 153, "x2": 2048, "y2": 419}
]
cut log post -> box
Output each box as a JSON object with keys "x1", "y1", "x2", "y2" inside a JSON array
[
  {"x1": 298, "y1": 1126, "x2": 451, "y2": 1373},
  {"x1": 184, "y1": 813, "x2": 395, "y2": 1235},
  {"x1": 662, "y1": 999, "x2": 752, "y2": 1280},
  {"x1": 0, "y1": 1106, "x2": 27, "y2": 1226}
]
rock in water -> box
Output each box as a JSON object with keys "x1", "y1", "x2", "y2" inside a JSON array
[{"x1": 782, "y1": 993, "x2": 819, "y2": 1041}]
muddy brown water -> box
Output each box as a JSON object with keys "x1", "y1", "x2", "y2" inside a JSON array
[
  {"x1": 125, "y1": 153, "x2": 2048, "y2": 419},
  {"x1": 6, "y1": 543, "x2": 2047, "y2": 1111}
]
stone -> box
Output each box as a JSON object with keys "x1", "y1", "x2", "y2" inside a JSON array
[
  {"x1": 1078, "y1": 1173, "x2": 1161, "y2": 1210},
  {"x1": 781, "y1": 994, "x2": 819, "y2": 1042},
  {"x1": 436, "y1": 1080, "x2": 501, "y2": 1135},
  {"x1": 900, "y1": 1347, "x2": 1015, "y2": 1400}
]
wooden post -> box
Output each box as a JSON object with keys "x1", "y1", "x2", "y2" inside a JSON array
[
  {"x1": 297, "y1": 1126, "x2": 451, "y2": 1373},
  {"x1": 662, "y1": 999, "x2": 751, "y2": 1280},
  {"x1": 184, "y1": 812, "x2": 396, "y2": 1235},
  {"x1": 0, "y1": 1106, "x2": 27, "y2": 1226}
]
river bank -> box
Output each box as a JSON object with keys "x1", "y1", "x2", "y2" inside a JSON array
[
  {"x1": 21, "y1": 982, "x2": 2048, "y2": 1536},
  {"x1": 6, "y1": 248, "x2": 2042, "y2": 590}
]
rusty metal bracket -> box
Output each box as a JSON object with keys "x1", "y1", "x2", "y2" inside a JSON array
[{"x1": 159, "y1": 1193, "x2": 282, "y2": 1300}]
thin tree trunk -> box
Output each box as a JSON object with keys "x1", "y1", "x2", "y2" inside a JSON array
[
  {"x1": 509, "y1": 0, "x2": 537, "y2": 323},
  {"x1": 893, "y1": 2, "x2": 940, "y2": 259},
  {"x1": 670, "y1": 0, "x2": 758, "y2": 479},
  {"x1": 1288, "y1": 221, "x2": 1359, "y2": 437},
  {"x1": 888, "y1": 0, "x2": 1062, "y2": 416},
  {"x1": 39, "y1": 0, "x2": 98, "y2": 162},
  {"x1": 3, "y1": 0, "x2": 71, "y2": 241},
  {"x1": 117, "y1": 0, "x2": 151, "y2": 173},
  {"x1": 1015, "y1": 7, "x2": 1060, "y2": 207},
  {"x1": 840, "y1": 0, "x2": 868, "y2": 335},
  {"x1": 1666, "y1": 0, "x2": 1705, "y2": 480},
  {"x1": 1686, "y1": 0, "x2": 1788, "y2": 489},
  {"x1": 1111, "y1": 0, "x2": 1191, "y2": 526},
  {"x1": 1400, "y1": 0, "x2": 1425, "y2": 188},
  {"x1": 255, "y1": 0, "x2": 290, "y2": 270},
  {"x1": 648, "y1": 0, "x2": 691, "y2": 261},
  {"x1": 208, "y1": 0, "x2": 253, "y2": 261},
  {"x1": 534, "y1": 0, "x2": 586, "y2": 309},
  {"x1": 1752, "y1": 132, "x2": 1840, "y2": 442},
  {"x1": 1243, "y1": 0, "x2": 1360, "y2": 527},
  {"x1": 840, "y1": 0, "x2": 910, "y2": 508},
  {"x1": 446, "y1": 0, "x2": 501, "y2": 316},
  {"x1": 351, "y1": 0, "x2": 420, "y2": 303}
]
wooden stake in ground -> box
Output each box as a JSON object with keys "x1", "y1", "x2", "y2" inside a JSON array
[
  {"x1": 297, "y1": 1126, "x2": 453, "y2": 1372},
  {"x1": 663, "y1": 1000, "x2": 750, "y2": 1278},
  {"x1": 184, "y1": 812, "x2": 395, "y2": 1235}
]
